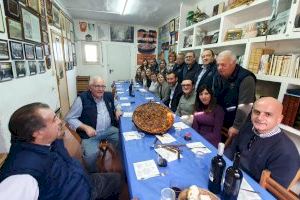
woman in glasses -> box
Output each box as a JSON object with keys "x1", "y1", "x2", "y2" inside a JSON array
[{"x1": 192, "y1": 85, "x2": 224, "y2": 147}]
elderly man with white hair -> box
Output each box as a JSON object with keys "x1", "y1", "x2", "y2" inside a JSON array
[
  {"x1": 65, "y1": 76, "x2": 122, "y2": 172},
  {"x1": 213, "y1": 50, "x2": 256, "y2": 139}
]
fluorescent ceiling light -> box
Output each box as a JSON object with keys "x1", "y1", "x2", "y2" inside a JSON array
[{"x1": 121, "y1": 0, "x2": 128, "y2": 15}]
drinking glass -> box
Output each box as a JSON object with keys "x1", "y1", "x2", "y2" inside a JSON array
[{"x1": 160, "y1": 187, "x2": 175, "y2": 200}]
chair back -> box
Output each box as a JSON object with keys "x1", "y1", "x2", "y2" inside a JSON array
[
  {"x1": 288, "y1": 169, "x2": 300, "y2": 197},
  {"x1": 260, "y1": 170, "x2": 299, "y2": 200}
]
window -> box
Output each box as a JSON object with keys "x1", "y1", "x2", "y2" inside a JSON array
[{"x1": 82, "y1": 42, "x2": 100, "y2": 65}]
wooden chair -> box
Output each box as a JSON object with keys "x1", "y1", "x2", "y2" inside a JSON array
[
  {"x1": 288, "y1": 169, "x2": 300, "y2": 197},
  {"x1": 0, "y1": 153, "x2": 7, "y2": 168},
  {"x1": 260, "y1": 170, "x2": 299, "y2": 200}
]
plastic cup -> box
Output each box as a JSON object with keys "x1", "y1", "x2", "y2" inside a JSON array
[{"x1": 160, "y1": 187, "x2": 175, "y2": 200}]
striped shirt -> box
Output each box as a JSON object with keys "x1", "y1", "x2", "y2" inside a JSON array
[{"x1": 252, "y1": 126, "x2": 281, "y2": 138}]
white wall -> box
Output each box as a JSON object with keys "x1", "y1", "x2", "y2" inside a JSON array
[
  {"x1": 73, "y1": 19, "x2": 158, "y2": 85},
  {"x1": 0, "y1": 0, "x2": 77, "y2": 152}
]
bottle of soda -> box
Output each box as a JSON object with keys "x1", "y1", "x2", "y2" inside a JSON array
[
  {"x1": 221, "y1": 152, "x2": 243, "y2": 200},
  {"x1": 208, "y1": 143, "x2": 226, "y2": 194}
]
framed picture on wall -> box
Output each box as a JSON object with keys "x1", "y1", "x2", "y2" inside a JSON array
[
  {"x1": 24, "y1": 43, "x2": 35, "y2": 60},
  {"x1": 6, "y1": 17, "x2": 23, "y2": 41},
  {"x1": 28, "y1": 61, "x2": 37, "y2": 75},
  {"x1": 42, "y1": 31, "x2": 49, "y2": 43},
  {"x1": 41, "y1": 17, "x2": 47, "y2": 31},
  {"x1": 0, "y1": 40, "x2": 10, "y2": 60},
  {"x1": 27, "y1": 0, "x2": 41, "y2": 14},
  {"x1": 35, "y1": 45, "x2": 43, "y2": 59},
  {"x1": 169, "y1": 19, "x2": 175, "y2": 33},
  {"x1": 9, "y1": 41, "x2": 24, "y2": 60},
  {"x1": 0, "y1": 62, "x2": 13, "y2": 82},
  {"x1": 15, "y1": 61, "x2": 26, "y2": 77},
  {"x1": 22, "y1": 7, "x2": 42, "y2": 43},
  {"x1": 52, "y1": 4, "x2": 60, "y2": 28},
  {"x1": 0, "y1": 5, "x2": 5, "y2": 33},
  {"x1": 44, "y1": 44, "x2": 50, "y2": 56},
  {"x1": 4, "y1": 0, "x2": 20, "y2": 21},
  {"x1": 38, "y1": 61, "x2": 46, "y2": 73}
]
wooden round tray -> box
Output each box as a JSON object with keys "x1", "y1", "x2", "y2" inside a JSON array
[
  {"x1": 178, "y1": 187, "x2": 219, "y2": 200},
  {"x1": 132, "y1": 102, "x2": 174, "y2": 135}
]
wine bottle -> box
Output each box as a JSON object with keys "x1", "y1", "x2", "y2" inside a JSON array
[
  {"x1": 129, "y1": 80, "x2": 134, "y2": 96},
  {"x1": 221, "y1": 152, "x2": 243, "y2": 200},
  {"x1": 208, "y1": 143, "x2": 226, "y2": 194}
]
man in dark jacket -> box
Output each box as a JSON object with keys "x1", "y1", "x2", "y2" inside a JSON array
[
  {"x1": 213, "y1": 50, "x2": 256, "y2": 138},
  {"x1": 182, "y1": 51, "x2": 199, "y2": 82},
  {"x1": 65, "y1": 76, "x2": 122, "y2": 172},
  {"x1": 195, "y1": 49, "x2": 217, "y2": 91},
  {"x1": 172, "y1": 52, "x2": 185, "y2": 83},
  {"x1": 0, "y1": 103, "x2": 120, "y2": 199},
  {"x1": 226, "y1": 97, "x2": 300, "y2": 188},
  {"x1": 164, "y1": 71, "x2": 183, "y2": 112}
]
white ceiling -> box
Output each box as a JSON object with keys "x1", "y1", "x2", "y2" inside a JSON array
[{"x1": 59, "y1": 0, "x2": 197, "y2": 27}]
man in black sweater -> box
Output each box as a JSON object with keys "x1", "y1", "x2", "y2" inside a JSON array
[{"x1": 226, "y1": 97, "x2": 300, "y2": 188}]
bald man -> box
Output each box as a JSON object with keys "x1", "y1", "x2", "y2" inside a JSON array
[
  {"x1": 226, "y1": 97, "x2": 300, "y2": 187},
  {"x1": 65, "y1": 76, "x2": 122, "y2": 172},
  {"x1": 213, "y1": 50, "x2": 256, "y2": 138}
]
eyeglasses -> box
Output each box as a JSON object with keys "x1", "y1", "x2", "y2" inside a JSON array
[
  {"x1": 92, "y1": 85, "x2": 106, "y2": 89},
  {"x1": 181, "y1": 84, "x2": 192, "y2": 87},
  {"x1": 247, "y1": 135, "x2": 257, "y2": 150}
]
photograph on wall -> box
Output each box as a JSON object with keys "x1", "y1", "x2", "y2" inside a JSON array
[
  {"x1": 137, "y1": 29, "x2": 157, "y2": 55},
  {"x1": 42, "y1": 31, "x2": 49, "y2": 43},
  {"x1": 110, "y1": 24, "x2": 134, "y2": 43},
  {"x1": 0, "y1": 40, "x2": 10, "y2": 60},
  {"x1": 6, "y1": 17, "x2": 23, "y2": 41},
  {"x1": 22, "y1": 7, "x2": 42, "y2": 43},
  {"x1": 44, "y1": 44, "x2": 50, "y2": 56},
  {"x1": 76, "y1": 21, "x2": 97, "y2": 41},
  {"x1": 137, "y1": 54, "x2": 156, "y2": 65},
  {"x1": 27, "y1": 0, "x2": 41, "y2": 14},
  {"x1": 35, "y1": 45, "x2": 44, "y2": 60},
  {"x1": 28, "y1": 61, "x2": 37, "y2": 75},
  {"x1": 0, "y1": 5, "x2": 5, "y2": 33},
  {"x1": 4, "y1": 0, "x2": 20, "y2": 21},
  {"x1": 97, "y1": 23, "x2": 110, "y2": 41},
  {"x1": 46, "y1": 0, "x2": 52, "y2": 24},
  {"x1": 15, "y1": 61, "x2": 26, "y2": 77},
  {"x1": 24, "y1": 43, "x2": 35, "y2": 60},
  {"x1": 41, "y1": 17, "x2": 47, "y2": 32},
  {"x1": 52, "y1": 4, "x2": 60, "y2": 28},
  {"x1": 38, "y1": 61, "x2": 46, "y2": 73},
  {"x1": 0, "y1": 62, "x2": 13, "y2": 82},
  {"x1": 9, "y1": 41, "x2": 24, "y2": 60}
]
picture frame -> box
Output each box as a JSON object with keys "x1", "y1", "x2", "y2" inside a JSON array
[
  {"x1": 35, "y1": 45, "x2": 43, "y2": 59},
  {"x1": 42, "y1": 31, "x2": 49, "y2": 43},
  {"x1": 21, "y1": 7, "x2": 42, "y2": 43},
  {"x1": 44, "y1": 43, "x2": 50, "y2": 56},
  {"x1": 45, "y1": 55, "x2": 51, "y2": 69},
  {"x1": 0, "y1": 62, "x2": 13, "y2": 82},
  {"x1": 0, "y1": 40, "x2": 10, "y2": 60},
  {"x1": 213, "y1": 4, "x2": 219, "y2": 16},
  {"x1": 28, "y1": 61, "x2": 37, "y2": 75},
  {"x1": 45, "y1": 0, "x2": 52, "y2": 24},
  {"x1": 52, "y1": 4, "x2": 60, "y2": 29},
  {"x1": 40, "y1": 0, "x2": 46, "y2": 17},
  {"x1": 38, "y1": 61, "x2": 46, "y2": 73},
  {"x1": 202, "y1": 35, "x2": 213, "y2": 45},
  {"x1": 110, "y1": 24, "x2": 134, "y2": 43},
  {"x1": 6, "y1": 17, "x2": 23, "y2": 41},
  {"x1": 41, "y1": 17, "x2": 47, "y2": 31},
  {"x1": 225, "y1": 28, "x2": 243, "y2": 41},
  {"x1": 268, "y1": 10, "x2": 290, "y2": 35},
  {"x1": 211, "y1": 32, "x2": 219, "y2": 43},
  {"x1": 24, "y1": 43, "x2": 35, "y2": 60},
  {"x1": 4, "y1": 0, "x2": 20, "y2": 21},
  {"x1": 0, "y1": 5, "x2": 5, "y2": 33},
  {"x1": 27, "y1": 0, "x2": 41, "y2": 14},
  {"x1": 9, "y1": 41, "x2": 24, "y2": 60},
  {"x1": 60, "y1": 12, "x2": 66, "y2": 37},
  {"x1": 169, "y1": 19, "x2": 175, "y2": 33},
  {"x1": 15, "y1": 61, "x2": 26, "y2": 77}
]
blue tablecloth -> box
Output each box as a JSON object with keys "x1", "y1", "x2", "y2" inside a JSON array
[{"x1": 117, "y1": 82, "x2": 275, "y2": 200}]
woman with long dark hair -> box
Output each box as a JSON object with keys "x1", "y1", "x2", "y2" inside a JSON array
[{"x1": 192, "y1": 85, "x2": 224, "y2": 147}]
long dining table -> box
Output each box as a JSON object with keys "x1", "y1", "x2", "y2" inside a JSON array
[{"x1": 116, "y1": 81, "x2": 275, "y2": 200}]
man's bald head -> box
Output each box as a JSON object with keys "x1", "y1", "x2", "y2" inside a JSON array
[{"x1": 251, "y1": 97, "x2": 283, "y2": 134}]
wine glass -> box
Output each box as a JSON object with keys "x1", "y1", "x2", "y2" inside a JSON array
[{"x1": 160, "y1": 188, "x2": 175, "y2": 200}]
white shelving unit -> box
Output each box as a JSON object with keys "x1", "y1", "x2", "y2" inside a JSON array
[{"x1": 178, "y1": 0, "x2": 300, "y2": 140}]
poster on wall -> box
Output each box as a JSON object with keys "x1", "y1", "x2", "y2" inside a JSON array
[
  {"x1": 137, "y1": 54, "x2": 156, "y2": 65},
  {"x1": 0, "y1": 62, "x2": 13, "y2": 82},
  {"x1": 137, "y1": 29, "x2": 157, "y2": 54},
  {"x1": 97, "y1": 23, "x2": 110, "y2": 41},
  {"x1": 110, "y1": 24, "x2": 134, "y2": 43},
  {"x1": 76, "y1": 21, "x2": 97, "y2": 41}
]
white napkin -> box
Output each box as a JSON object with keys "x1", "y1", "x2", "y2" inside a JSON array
[
  {"x1": 123, "y1": 112, "x2": 133, "y2": 117},
  {"x1": 154, "y1": 147, "x2": 182, "y2": 162},
  {"x1": 139, "y1": 88, "x2": 147, "y2": 92},
  {"x1": 156, "y1": 133, "x2": 176, "y2": 144},
  {"x1": 123, "y1": 131, "x2": 142, "y2": 141},
  {"x1": 186, "y1": 142, "x2": 212, "y2": 155},
  {"x1": 133, "y1": 160, "x2": 160, "y2": 180},
  {"x1": 120, "y1": 97, "x2": 129, "y2": 100},
  {"x1": 145, "y1": 97, "x2": 154, "y2": 100},
  {"x1": 173, "y1": 122, "x2": 190, "y2": 130},
  {"x1": 121, "y1": 103, "x2": 131, "y2": 107},
  {"x1": 238, "y1": 178, "x2": 262, "y2": 200}
]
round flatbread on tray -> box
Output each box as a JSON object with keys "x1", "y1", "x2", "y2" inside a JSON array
[{"x1": 132, "y1": 102, "x2": 174, "y2": 135}]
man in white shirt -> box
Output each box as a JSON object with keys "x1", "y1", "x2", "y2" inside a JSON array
[{"x1": 0, "y1": 103, "x2": 120, "y2": 200}]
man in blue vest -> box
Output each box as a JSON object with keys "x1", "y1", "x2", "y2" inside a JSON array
[
  {"x1": 0, "y1": 103, "x2": 120, "y2": 199},
  {"x1": 213, "y1": 50, "x2": 256, "y2": 139},
  {"x1": 65, "y1": 76, "x2": 122, "y2": 172}
]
